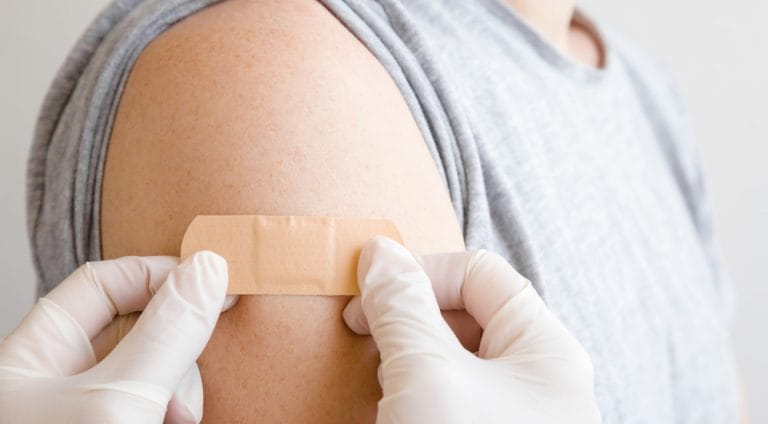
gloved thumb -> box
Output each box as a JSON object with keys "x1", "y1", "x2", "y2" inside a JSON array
[
  {"x1": 347, "y1": 236, "x2": 463, "y2": 363},
  {"x1": 91, "y1": 251, "x2": 228, "y2": 408}
]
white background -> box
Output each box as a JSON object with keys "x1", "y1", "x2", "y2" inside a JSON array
[{"x1": 1, "y1": 0, "x2": 765, "y2": 421}]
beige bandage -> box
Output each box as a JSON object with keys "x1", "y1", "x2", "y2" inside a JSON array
[{"x1": 180, "y1": 215, "x2": 403, "y2": 295}]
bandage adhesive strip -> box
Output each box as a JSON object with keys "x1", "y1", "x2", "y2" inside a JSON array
[{"x1": 180, "y1": 215, "x2": 404, "y2": 295}]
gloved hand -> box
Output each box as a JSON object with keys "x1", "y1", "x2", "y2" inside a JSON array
[
  {"x1": 343, "y1": 236, "x2": 601, "y2": 424},
  {"x1": 0, "y1": 251, "x2": 235, "y2": 423}
]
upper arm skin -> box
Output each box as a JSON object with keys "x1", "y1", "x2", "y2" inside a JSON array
[{"x1": 101, "y1": 0, "x2": 466, "y2": 421}]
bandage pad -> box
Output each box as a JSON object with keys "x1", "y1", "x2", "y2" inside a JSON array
[{"x1": 180, "y1": 215, "x2": 403, "y2": 295}]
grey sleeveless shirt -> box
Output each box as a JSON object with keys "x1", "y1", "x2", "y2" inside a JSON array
[{"x1": 26, "y1": 0, "x2": 738, "y2": 422}]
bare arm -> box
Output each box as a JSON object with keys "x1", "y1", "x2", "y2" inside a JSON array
[{"x1": 101, "y1": 0, "x2": 466, "y2": 421}]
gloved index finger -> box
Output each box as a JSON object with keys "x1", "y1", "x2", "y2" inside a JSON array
[
  {"x1": 0, "y1": 256, "x2": 178, "y2": 377},
  {"x1": 414, "y1": 251, "x2": 474, "y2": 310},
  {"x1": 348, "y1": 236, "x2": 464, "y2": 354},
  {"x1": 345, "y1": 248, "x2": 530, "y2": 334},
  {"x1": 419, "y1": 249, "x2": 530, "y2": 329},
  {"x1": 45, "y1": 256, "x2": 179, "y2": 341},
  {"x1": 343, "y1": 249, "x2": 475, "y2": 335},
  {"x1": 96, "y1": 251, "x2": 228, "y2": 398}
]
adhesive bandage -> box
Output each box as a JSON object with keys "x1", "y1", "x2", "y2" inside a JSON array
[{"x1": 180, "y1": 215, "x2": 403, "y2": 295}]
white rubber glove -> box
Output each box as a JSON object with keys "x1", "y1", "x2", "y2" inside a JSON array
[
  {"x1": 0, "y1": 251, "x2": 236, "y2": 423},
  {"x1": 343, "y1": 236, "x2": 601, "y2": 424}
]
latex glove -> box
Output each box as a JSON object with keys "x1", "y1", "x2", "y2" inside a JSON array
[
  {"x1": 343, "y1": 236, "x2": 601, "y2": 424},
  {"x1": 0, "y1": 251, "x2": 236, "y2": 423}
]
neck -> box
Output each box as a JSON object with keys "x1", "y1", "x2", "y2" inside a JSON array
[{"x1": 505, "y1": 0, "x2": 576, "y2": 53}]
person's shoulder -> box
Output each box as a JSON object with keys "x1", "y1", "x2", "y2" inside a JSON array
[
  {"x1": 129, "y1": 0, "x2": 388, "y2": 116},
  {"x1": 599, "y1": 24, "x2": 701, "y2": 161},
  {"x1": 143, "y1": 0, "x2": 374, "y2": 68},
  {"x1": 116, "y1": 0, "x2": 405, "y2": 162},
  {"x1": 603, "y1": 23, "x2": 709, "y2": 216},
  {"x1": 603, "y1": 25, "x2": 684, "y2": 107},
  {"x1": 100, "y1": 0, "x2": 465, "y2": 259}
]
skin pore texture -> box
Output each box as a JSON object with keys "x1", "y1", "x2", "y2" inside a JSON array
[{"x1": 100, "y1": 0, "x2": 600, "y2": 421}]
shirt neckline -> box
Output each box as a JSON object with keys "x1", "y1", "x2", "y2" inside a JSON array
[{"x1": 480, "y1": 0, "x2": 616, "y2": 84}]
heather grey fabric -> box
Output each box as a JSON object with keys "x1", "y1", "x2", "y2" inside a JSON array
[{"x1": 26, "y1": 0, "x2": 738, "y2": 421}]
